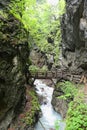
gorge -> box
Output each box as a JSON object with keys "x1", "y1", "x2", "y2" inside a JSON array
[{"x1": 0, "y1": 0, "x2": 87, "y2": 130}]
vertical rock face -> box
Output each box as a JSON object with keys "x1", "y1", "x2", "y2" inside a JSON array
[
  {"x1": 61, "y1": 0, "x2": 87, "y2": 72},
  {"x1": 52, "y1": 85, "x2": 69, "y2": 118},
  {"x1": 52, "y1": 0, "x2": 87, "y2": 119},
  {"x1": 0, "y1": 1, "x2": 29, "y2": 129}
]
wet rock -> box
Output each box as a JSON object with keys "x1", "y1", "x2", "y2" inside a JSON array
[
  {"x1": 52, "y1": 96, "x2": 68, "y2": 118},
  {"x1": 52, "y1": 0, "x2": 87, "y2": 120},
  {"x1": 38, "y1": 95, "x2": 48, "y2": 105},
  {"x1": 41, "y1": 79, "x2": 57, "y2": 87},
  {"x1": 30, "y1": 48, "x2": 54, "y2": 70},
  {"x1": 9, "y1": 87, "x2": 40, "y2": 130},
  {"x1": 0, "y1": 0, "x2": 29, "y2": 129},
  {"x1": 30, "y1": 49, "x2": 47, "y2": 68},
  {"x1": 60, "y1": 0, "x2": 87, "y2": 72},
  {"x1": 52, "y1": 84, "x2": 72, "y2": 118}
]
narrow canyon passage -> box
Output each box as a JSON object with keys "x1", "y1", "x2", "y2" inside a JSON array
[{"x1": 34, "y1": 80, "x2": 65, "y2": 130}]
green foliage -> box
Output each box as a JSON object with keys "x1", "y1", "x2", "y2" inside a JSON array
[
  {"x1": 29, "y1": 65, "x2": 39, "y2": 73},
  {"x1": 9, "y1": 0, "x2": 24, "y2": 21},
  {"x1": 65, "y1": 93, "x2": 87, "y2": 130},
  {"x1": 0, "y1": 10, "x2": 8, "y2": 19},
  {"x1": 9, "y1": 0, "x2": 37, "y2": 47},
  {"x1": 0, "y1": 10, "x2": 8, "y2": 33},
  {"x1": 41, "y1": 65, "x2": 48, "y2": 72},
  {"x1": 10, "y1": 0, "x2": 36, "y2": 21},
  {"x1": 55, "y1": 120, "x2": 60, "y2": 130},
  {"x1": 39, "y1": 41, "x2": 54, "y2": 53},
  {"x1": 57, "y1": 81, "x2": 78, "y2": 100},
  {"x1": 24, "y1": 90, "x2": 40, "y2": 125},
  {"x1": 9, "y1": 0, "x2": 66, "y2": 64},
  {"x1": 29, "y1": 65, "x2": 48, "y2": 73},
  {"x1": 0, "y1": 21, "x2": 4, "y2": 29},
  {"x1": 58, "y1": 0, "x2": 66, "y2": 16}
]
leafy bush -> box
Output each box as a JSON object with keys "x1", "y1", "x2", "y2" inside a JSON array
[
  {"x1": 9, "y1": 0, "x2": 66, "y2": 64},
  {"x1": 57, "y1": 81, "x2": 78, "y2": 100},
  {"x1": 0, "y1": 10, "x2": 8, "y2": 19},
  {"x1": 58, "y1": 0, "x2": 66, "y2": 15},
  {"x1": 29, "y1": 65, "x2": 48, "y2": 73},
  {"x1": 65, "y1": 93, "x2": 87, "y2": 130},
  {"x1": 29, "y1": 65, "x2": 39, "y2": 73},
  {"x1": 55, "y1": 120, "x2": 60, "y2": 130},
  {"x1": 41, "y1": 65, "x2": 48, "y2": 72}
]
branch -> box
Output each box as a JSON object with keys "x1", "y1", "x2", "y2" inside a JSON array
[{"x1": 39, "y1": 119, "x2": 46, "y2": 130}]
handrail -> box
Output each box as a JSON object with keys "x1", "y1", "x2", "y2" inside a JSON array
[{"x1": 29, "y1": 69, "x2": 85, "y2": 83}]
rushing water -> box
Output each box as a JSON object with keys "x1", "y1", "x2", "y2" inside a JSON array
[{"x1": 34, "y1": 80, "x2": 65, "y2": 130}]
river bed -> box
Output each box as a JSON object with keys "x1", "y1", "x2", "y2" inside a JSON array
[{"x1": 34, "y1": 80, "x2": 65, "y2": 130}]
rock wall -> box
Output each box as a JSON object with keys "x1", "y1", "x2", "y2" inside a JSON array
[
  {"x1": 60, "y1": 0, "x2": 87, "y2": 73},
  {"x1": 30, "y1": 47, "x2": 54, "y2": 70},
  {"x1": 0, "y1": 1, "x2": 29, "y2": 129},
  {"x1": 52, "y1": 0, "x2": 87, "y2": 119},
  {"x1": 30, "y1": 48, "x2": 47, "y2": 68},
  {"x1": 52, "y1": 85, "x2": 69, "y2": 118}
]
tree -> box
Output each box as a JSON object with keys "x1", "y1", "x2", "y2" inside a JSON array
[{"x1": 9, "y1": 0, "x2": 66, "y2": 64}]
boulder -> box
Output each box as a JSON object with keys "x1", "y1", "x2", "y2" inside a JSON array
[{"x1": 52, "y1": 84, "x2": 69, "y2": 118}]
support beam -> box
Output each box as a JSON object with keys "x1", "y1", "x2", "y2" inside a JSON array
[{"x1": 29, "y1": 69, "x2": 84, "y2": 83}]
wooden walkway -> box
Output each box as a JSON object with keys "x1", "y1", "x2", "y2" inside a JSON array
[
  {"x1": 29, "y1": 69, "x2": 83, "y2": 83},
  {"x1": 30, "y1": 69, "x2": 87, "y2": 104}
]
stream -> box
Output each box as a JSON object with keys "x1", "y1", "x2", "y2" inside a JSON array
[{"x1": 34, "y1": 80, "x2": 65, "y2": 130}]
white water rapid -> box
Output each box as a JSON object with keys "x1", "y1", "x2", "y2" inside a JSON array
[{"x1": 34, "y1": 80, "x2": 65, "y2": 130}]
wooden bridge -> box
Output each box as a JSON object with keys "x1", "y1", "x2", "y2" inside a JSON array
[
  {"x1": 29, "y1": 69, "x2": 84, "y2": 83},
  {"x1": 29, "y1": 69, "x2": 87, "y2": 104}
]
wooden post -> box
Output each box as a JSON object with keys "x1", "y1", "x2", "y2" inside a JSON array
[
  {"x1": 35, "y1": 72, "x2": 38, "y2": 79},
  {"x1": 45, "y1": 71, "x2": 47, "y2": 78}
]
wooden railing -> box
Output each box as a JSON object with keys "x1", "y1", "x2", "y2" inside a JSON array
[{"x1": 29, "y1": 69, "x2": 84, "y2": 83}]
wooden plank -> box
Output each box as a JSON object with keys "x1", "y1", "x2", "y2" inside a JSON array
[{"x1": 29, "y1": 69, "x2": 84, "y2": 84}]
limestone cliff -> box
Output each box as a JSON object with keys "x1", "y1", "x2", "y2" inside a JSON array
[
  {"x1": 0, "y1": 1, "x2": 29, "y2": 129},
  {"x1": 52, "y1": 0, "x2": 87, "y2": 118},
  {"x1": 61, "y1": 0, "x2": 87, "y2": 73}
]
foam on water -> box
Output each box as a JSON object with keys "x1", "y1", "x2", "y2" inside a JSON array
[{"x1": 34, "y1": 80, "x2": 65, "y2": 130}]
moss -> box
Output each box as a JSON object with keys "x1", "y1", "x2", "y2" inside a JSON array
[
  {"x1": 29, "y1": 65, "x2": 39, "y2": 73},
  {"x1": 11, "y1": 88, "x2": 40, "y2": 129},
  {"x1": 29, "y1": 65, "x2": 48, "y2": 73},
  {"x1": 24, "y1": 90, "x2": 40, "y2": 125},
  {"x1": 21, "y1": 89, "x2": 40, "y2": 126},
  {"x1": 0, "y1": 10, "x2": 8, "y2": 19}
]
